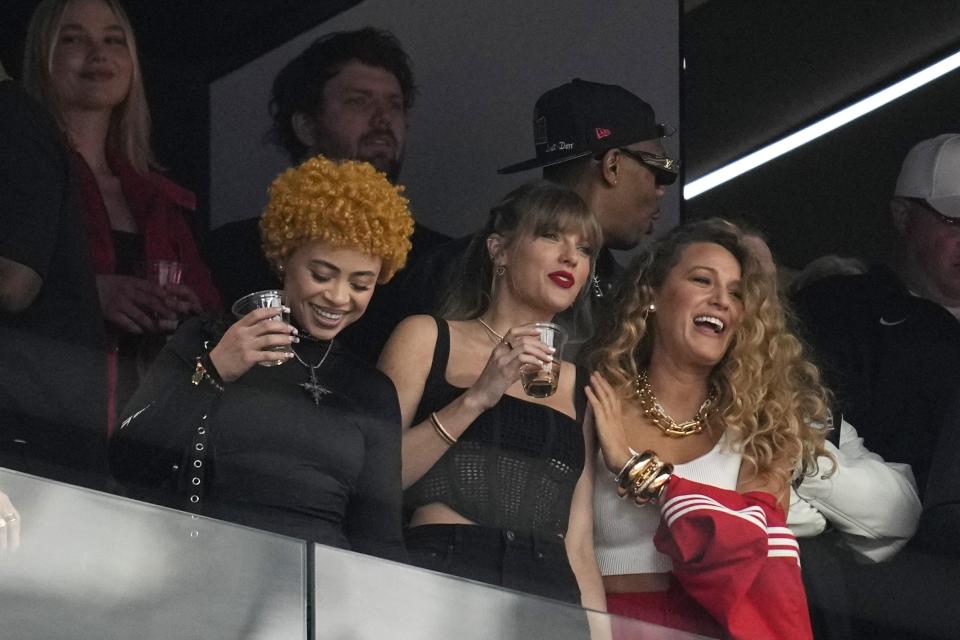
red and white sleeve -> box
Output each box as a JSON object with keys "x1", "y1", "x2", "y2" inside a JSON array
[{"x1": 654, "y1": 475, "x2": 813, "y2": 640}]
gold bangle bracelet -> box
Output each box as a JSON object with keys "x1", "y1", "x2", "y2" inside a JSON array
[
  {"x1": 615, "y1": 449, "x2": 646, "y2": 486},
  {"x1": 430, "y1": 411, "x2": 457, "y2": 446},
  {"x1": 617, "y1": 450, "x2": 655, "y2": 493},
  {"x1": 615, "y1": 451, "x2": 673, "y2": 505}
]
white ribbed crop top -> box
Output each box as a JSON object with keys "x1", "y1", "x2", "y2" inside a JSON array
[{"x1": 593, "y1": 433, "x2": 742, "y2": 575}]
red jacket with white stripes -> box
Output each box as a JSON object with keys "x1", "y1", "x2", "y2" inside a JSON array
[{"x1": 654, "y1": 475, "x2": 813, "y2": 640}]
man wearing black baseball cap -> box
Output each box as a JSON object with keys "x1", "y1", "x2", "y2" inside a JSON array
[
  {"x1": 499, "y1": 78, "x2": 678, "y2": 254},
  {"x1": 388, "y1": 79, "x2": 678, "y2": 354}
]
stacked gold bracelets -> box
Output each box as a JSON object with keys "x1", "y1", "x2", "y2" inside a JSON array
[{"x1": 615, "y1": 449, "x2": 673, "y2": 506}]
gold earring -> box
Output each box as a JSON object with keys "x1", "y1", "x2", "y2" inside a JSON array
[{"x1": 495, "y1": 265, "x2": 506, "y2": 278}]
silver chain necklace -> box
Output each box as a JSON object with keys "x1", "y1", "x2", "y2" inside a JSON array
[{"x1": 293, "y1": 340, "x2": 334, "y2": 406}]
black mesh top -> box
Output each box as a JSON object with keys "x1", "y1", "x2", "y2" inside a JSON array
[{"x1": 404, "y1": 317, "x2": 586, "y2": 537}]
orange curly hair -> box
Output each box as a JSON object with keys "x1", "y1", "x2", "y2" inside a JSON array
[{"x1": 260, "y1": 156, "x2": 414, "y2": 283}]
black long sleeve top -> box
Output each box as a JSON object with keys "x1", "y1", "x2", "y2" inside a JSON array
[{"x1": 110, "y1": 317, "x2": 406, "y2": 561}]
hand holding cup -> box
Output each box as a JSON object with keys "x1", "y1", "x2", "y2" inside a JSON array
[
  {"x1": 519, "y1": 322, "x2": 567, "y2": 398},
  {"x1": 464, "y1": 323, "x2": 557, "y2": 411},
  {"x1": 96, "y1": 274, "x2": 173, "y2": 334},
  {"x1": 209, "y1": 298, "x2": 299, "y2": 383},
  {"x1": 146, "y1": 260, "x2": 196, "y2": 331}
]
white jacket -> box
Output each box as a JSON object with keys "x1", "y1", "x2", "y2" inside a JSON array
[{"x1": 787, "y1": 419, "x2": 921, "y2": 562}]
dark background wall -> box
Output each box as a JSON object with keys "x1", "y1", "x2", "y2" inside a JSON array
[
  {"x1": 2, "y1": 0, "x2": 680, "y2": 259},
  {"x1": 1, "y1": 0, "x2": 361, "y2": 237},
  {"x1": 6, "y1": 0, "x2": 960, "y2": 269},
  {"x1": 208, "y1": 0, "x2": 680, "y2": 247},
  {"x1": 682, "y1": 0, "x2": 960, "y2": 269}
]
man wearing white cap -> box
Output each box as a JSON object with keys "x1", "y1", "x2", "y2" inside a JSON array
[
  {"x1": 889, "y1": 134, "x2": 960, "y2": 313},
  {"x1": 797, "y1": 134, "x2": 960, "y2": 494},
  {"x1": 793, "y1": 135, "x2": 960, "y2": 639}
]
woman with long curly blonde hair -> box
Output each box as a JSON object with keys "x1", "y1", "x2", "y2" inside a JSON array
[
  {"x1": 584, "y1": 218, "x2": 830, "y2": 639},
  {"x1": 111, "y1": 156, "x2": 413, "y2": 559}
]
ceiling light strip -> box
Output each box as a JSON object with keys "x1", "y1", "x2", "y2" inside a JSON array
[{"x1": 684, "y1": 49, "x2": 960, "y2": 200}]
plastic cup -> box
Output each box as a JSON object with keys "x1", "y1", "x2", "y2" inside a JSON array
[
  {"x1": 146, "y1": 260, "x2": 182, "y2": 331},
  {"x1": 520, "y1": 322, "x2": 567, "y2": 398},
  {"x1": 147, "y1": 260, "x2": 182, "y2": 286},
  {"x1": 231, "y1": 289, "x2": 291, "y2": 366}
]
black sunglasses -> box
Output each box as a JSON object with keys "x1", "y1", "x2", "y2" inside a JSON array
[
  {"x1": 611, "y1": 148, "x2": 680, "y2": 186},
  {"x1": 907, "y1": 198, "x2": 960, "y2": 227}
]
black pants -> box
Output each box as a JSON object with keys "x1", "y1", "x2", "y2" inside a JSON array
[{"x1": 405, "y1": 523, "x2": 581, "y2": 605}]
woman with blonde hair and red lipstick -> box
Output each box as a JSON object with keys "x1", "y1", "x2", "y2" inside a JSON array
[{"x1": 378, "y1": 180, "x2": 607, "y2": 610}]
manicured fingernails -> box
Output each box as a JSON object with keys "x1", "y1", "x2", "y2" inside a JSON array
[{"x1": 291, "y1": 336, "x2": 300, "y2": 343}]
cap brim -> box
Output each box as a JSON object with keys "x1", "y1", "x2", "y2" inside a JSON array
[
  {"x1": 497, "y1": 150, "x2": 593, "y2": 175},
  {"x1": 655, "y1": 170, "x2": 678, "y2": 186},
  {"x1": 928, "y1": 195, "x2": 960, "y2": 219}
]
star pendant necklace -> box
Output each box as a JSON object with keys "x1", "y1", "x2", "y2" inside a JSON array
[{"x1": 293, "y1": 339, "x2": 334, "y2": 406}]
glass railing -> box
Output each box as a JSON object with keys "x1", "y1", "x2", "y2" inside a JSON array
[
  {"x1": 312, "y1": 543, "x2": 714, "y2": 639},
  {"x1": 0, "y1": 467, "x2": 307, "y2": 640},
  {"x1": 1, "y1": 466, "x2": 714, "y2": 639}
]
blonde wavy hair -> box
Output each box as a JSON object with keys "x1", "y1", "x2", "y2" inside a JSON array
[
  {"x1": 22, "y1": 0, "x2": 155, "y2": 173},
  {"x1": 260, "y1": 156, "x2": 413, "y2": 283},
  {"x1": 587, "y1": 218, "x2": 831, "y2": 488}
]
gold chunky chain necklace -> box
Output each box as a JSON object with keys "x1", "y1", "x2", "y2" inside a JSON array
[{"x1": 634, "y1": 369, "x2": 716, "y2": 438}]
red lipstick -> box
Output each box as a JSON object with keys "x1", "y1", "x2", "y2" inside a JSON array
[{"x1": 548, "y1": 271, "x2": 575, "y2": 289}]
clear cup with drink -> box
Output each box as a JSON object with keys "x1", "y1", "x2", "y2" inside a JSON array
[
  {"x1": 231, "y1": 290, "x2": 292, "y2": 367},
  {"x1": 520, "y1": 322, "x2": 567, "y2": 398},
  {"x1": 146, "y1": 259, "x2": 182, "y2": 332}
]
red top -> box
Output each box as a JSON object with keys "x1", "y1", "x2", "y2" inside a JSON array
[
  {"x1": 73, "y1": 151, "x2": 221, "y2": 311},
  {"x1": 73, "y1": 151, "x2": 221, "y2": 433}
]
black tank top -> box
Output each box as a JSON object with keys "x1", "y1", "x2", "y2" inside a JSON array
[{"x1": 404, "y1": 317, "x2": 586, "y2": 537}]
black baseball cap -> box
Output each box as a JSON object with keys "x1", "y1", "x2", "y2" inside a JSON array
[{"x1": 498, "y1": 78, "x2": 675, "y2": 177}]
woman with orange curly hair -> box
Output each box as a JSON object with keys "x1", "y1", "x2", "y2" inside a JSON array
[
  {"x1": 109, "y1": 156, "x2": 412, "y2": 559},
  {"x1": 584, "y1": 218, "x2": 831, "y2": 639}
]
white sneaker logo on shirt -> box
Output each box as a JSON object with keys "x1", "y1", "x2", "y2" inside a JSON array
[{"x1": 879, "y1": 317, "x2": 907, "y2": 326}]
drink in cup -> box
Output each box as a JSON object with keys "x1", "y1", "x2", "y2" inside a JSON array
[
  {"x1": 231, "y1": 290, "x2": 292, "y2": 366},
  {"x1": 520, "y1": 322, "x2": 567, "y2": 398},
  {"x1": 147, "y1": 260, "x2": 182, "y2": 332}
]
